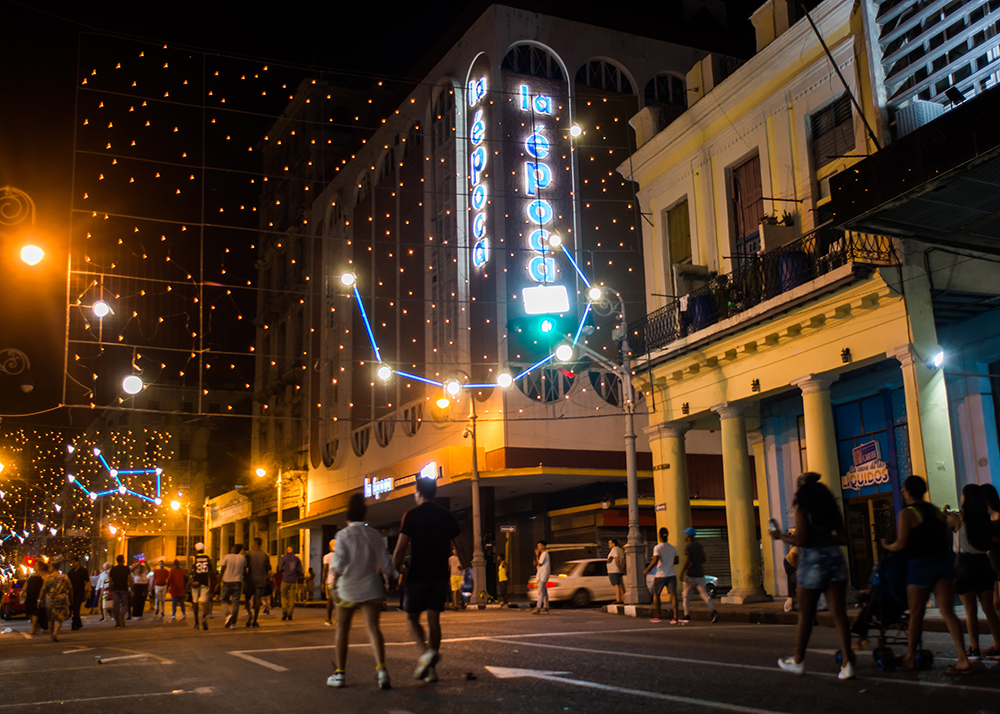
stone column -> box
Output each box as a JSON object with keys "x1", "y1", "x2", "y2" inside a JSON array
[
  {"x1": 643, "y1": 422, "x2": 692, "y2": 575},
  {"x1": 789, "y1": 374, "x2": 844, "y2": 508},
  {"x1": 712, "y1": 402, "x2": 770, "y2": 604},
  {"x1": 888, "y1": 346, "x2": 958, "y2": 506},
  {"x1": 748, "y1": 430, "x2": 776, "y2": 596}
]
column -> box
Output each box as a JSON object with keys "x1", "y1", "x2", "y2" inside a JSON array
[
  {"x1": 888, "y1": 346, "x2": 958, "y2": 506},
  {"x1": 789, "y1": 374, "x2": 843, "y2": 508},
  {"x1": 643, "y1": 422, "x2": 692, "y2": 575},
  {"x1": 712, "y1": 402, "x2": 770, "y2": 604},
  {"x1": 748, "y1": 430, "x2": 776, "y2": 596}
]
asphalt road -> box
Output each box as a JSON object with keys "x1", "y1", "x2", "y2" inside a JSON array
[{"x1": 0, "y1": 604, "x2": 997, "y2": 713}]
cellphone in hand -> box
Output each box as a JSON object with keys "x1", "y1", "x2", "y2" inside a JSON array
[{"x1": 768, "y1": 519, "x2": 780, "y2": 532}]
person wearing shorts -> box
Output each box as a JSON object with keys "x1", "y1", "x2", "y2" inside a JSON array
[
  {"x1": 392, "y1": 475, "x2": 460, "y2": 683},
  {"x1": 680, "y1": 528, "x2": 718, "y2": 623},
  {"x1": 448, "y1": 548, "x2": 464, "y2": 610},
  {"x1": 321, "y1": 538, "x2": 337, "y2": 626},
  {"x1": 607, "y1": 539, "x2": 625, "y2": 603},
  {"x1": 327, "y1": 495, "x2": 397, "y2": 690},
  {"x1": 643, "y1": 527, "x2": 679, "y2": 623},
  {"x1": 189, "y1": 543, "x2": 214, "y2": 631}
]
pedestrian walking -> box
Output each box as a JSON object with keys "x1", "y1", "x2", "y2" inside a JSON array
[
  {"x1": 220, "y1": 544, "x2": 246, "y2": 629},
  {"x1": 532, "y1": 540, "x2": 551, "y2": 615},
  {"x1": 38, "y1": 563, "x2": 72, "y2": 642},
  {"x1": 947, "y1": 484, "x2": 1000, "y2": 660},
  {"x1": 644, "y1": 527, "x2": 679, "y2": 623},
  {"x1": 303, "y1": 567, "x2": 316, "y2": 603},
  {"x1": 882, "y1": 475, "x2": 972, "y2": 672},
  {"x1": 391, "y1": 474, "x2": 460, "y2": 683},
  {"x1": 321, "y1": 538, "x2": 336, "y2": 626},
  {"x1": 782, "y1": 542, "x2": 799, "y2": 612},
  {"x1": 189, "y1": 543, "x2": 214, "y2": 630},
  {"x1": 272, "y1": 569, "x2": 282, "y2": 610},
  {"x1": 981, "y1": 484, "x2": 1000, "y2": 613},
  {"x1": 607, "y1": 539, "x2": 625, "y2": 604},
  {"x1": 24, "y1": 561, "x2": 49, "y2": 635},
  {"x1": 244, "y1": 537, "x2": 272, "y2": 627},
  {"x1": 167, "y1": 559, "x2": 187, "y2": 619},
  {"x1": 109, "y1": 555, "x2": 132, "y2": 628},
  {"x1": 152, "y1": 561, "x2": 169, "y2": 617},
  {"x1": 326, "y1": 494, "x2": 398, "y2": 690},
  {"x1": 497, "y1": 555, "x2": 509, "y2": 607},
  {"x1": 87, "y1": 568, "x2": 100, "y2": 614},
  {"x1": 448, "y1": 547, "x2": 463, "y2": 610},
  {"x1": 679, "y1": 528, "x2": 718, "y2": 623},
  {"x1": 770, "y1": 473, "x2": 854, "y2": 679},
  {"x1": 131, "y1": 561, "x2": 149, "y2": 618},
  {"x1": 67, "y1": 556, "x2": 89, "y2": 630},
  {"x1": 277, "y1": 545, "x2": 303, "y2": 621},
  {"x1": 396, "y1": 560, "x2": 408, "y2": 611}
]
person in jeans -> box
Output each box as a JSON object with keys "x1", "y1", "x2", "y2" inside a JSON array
[
  {"x1": 327, "y1": 494, "x2": 398, "y2": 690},
  {"x1": 130, "y1": 561, "x2": 149, "y2": 618},
  {"x1": 108, "y1": 555, "x2": 132, "y2": 628},
  {"x1": 245, "y1": 537, "x2": 272, "y2": 627},
  {"x1": 152, "y1": 561, "x2": 169, "y2": 617},
  {"x1": 607, "y1": 539, "x2": 625, "y2": 604},
  {"x1": 947, "y1": 484, "x2": 1000, "y2": 660},
  {"x1": 644, "y1": 527, "x2": 679, "y2": 623},
  {"x1": 189, "y1": 543, "x2": 214, "y2": 631},
  {"x1": 67, "y1": 556, "x2": 89, "y2": 630},
  {"x1": 167, "y1": 559, "x2": 187, "y2": 619},
  {"x1": 497, "y1": 555, "x2": 509, "y2": 607},
  {"x1": 883, "y1": 475, "x2": 972, "y2": 672},
  {"x1": 679, "y1": 528, "x2": 718, "y2": 624},
  {"x1": 391, "y1": 474, "x2": 460, "y2": 683},
  {"x1": 771, "y1": 473, "x2": 854, "y2": 679},
  {"x1": 219, "y1": 544, "x2": 246, "y2": 629},
  {"x1": 532, "y1": 540, "x2": 550, "y2": 615},
  {"x1": 277, "y1": 545, "x2": 303, "y2": 621}
]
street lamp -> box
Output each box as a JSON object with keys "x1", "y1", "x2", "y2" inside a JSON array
[{"x1": 555, "y1": 285, "x2": 649, "y2": 605}]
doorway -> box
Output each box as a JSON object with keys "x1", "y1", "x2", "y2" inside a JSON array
[{"x1": 845, "y1": 494, "x2": 896, "y2": 586}]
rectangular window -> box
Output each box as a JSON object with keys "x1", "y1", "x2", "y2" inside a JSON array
[
  {"x1": 797, "y1": 415, "x2": 808, "y2": 473},
  {"x1": 810, "y1": 95, "x2": 853, "y2": 171},
  {"x1": 666, "y1": 199, "x2": 692, "y2": 267},
  {"x1": 176, "y1": 536, "x2": 189, "y2": 556},
  {"x1": 731, "y1": 154, "x2": 763, "y2": 264}
]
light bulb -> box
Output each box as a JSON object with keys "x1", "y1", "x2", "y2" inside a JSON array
[
  {"x1": 570, "y1": 124, "x2": 582, "y2": 137},
  {"x1": 340, "y1": 272, "x2": 357, "y2": 287},
  {"x1": 548, "y1": 234, "x2": 562, "y2": 247},
  {"x1": 20, "y1": 245, "x2": 44, "y2": 265},
  {"x1": 436, "y1": 397, "x2": 450, "y2": 409},
  {"x1": 555, "y1": 344, "x2": 574, "y2": 362},
  {"x1": 497, "y1": 372, "x2": 513, "y2": 389},
  {"x1": 445, "y1": 380, "x2": 461, "y2": 397},
  {"x1": 122, "y1": 375, "x2": 143, "y2": 394},
  {"x1": 255, "y1": 468, "x2": 266, "y2": 478},
  {"x1": 376, "y1": 364, "x2": 392, "y2": 381},
  {"x1": 588, "y1": 286, "x2": 603, "y2": 302},
  {"x1": 93, "y1": 300, "x2": 111, "y2": 318}
]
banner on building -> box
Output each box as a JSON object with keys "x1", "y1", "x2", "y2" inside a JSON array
[{"x1": 841, "y1": 440, "x2": 890, "y2": 490}]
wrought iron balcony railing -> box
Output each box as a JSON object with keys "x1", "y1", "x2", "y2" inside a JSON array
[{"x1": 628, "y1": 227, "x2": 898, "y2": 356}]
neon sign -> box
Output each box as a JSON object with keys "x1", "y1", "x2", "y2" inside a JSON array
[
  {"x1": 517, "y1": 83, "x2": 569, "y2": 314},
  {"x1": 468, "y1": 76, "x2": 490, "y2": 268},
  {"x1": 364, "y1": 475, "x2": 393, "y2": 500}
]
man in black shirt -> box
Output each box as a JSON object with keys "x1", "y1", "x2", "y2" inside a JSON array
[
  {"x1": 680, "y1": 527, "x2": 718, "y2": 624},
  {"x1": 392, "y1": 475, "x2": 459, "y2": 683},
  {"x1": 109, "y1": 555, "x2": 132, "y2": 628},
  {"x1": 189, "y1": 542, "x2": 214, "y2": 631},
  {"x1": 67, "y1": 556, "x2": 89, "y2": 630}
]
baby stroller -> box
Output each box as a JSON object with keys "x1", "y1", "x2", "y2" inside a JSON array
[{"x1": 840, "y1": 551, "x2": 933, "y2": 670}]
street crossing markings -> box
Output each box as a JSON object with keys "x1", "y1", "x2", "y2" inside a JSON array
[
  {"x1": 486, "y1": 666, "x2": 792, "y2": 714},
  {"x1": 0, "y1": 687, "x2": 215, "y2": 709}
]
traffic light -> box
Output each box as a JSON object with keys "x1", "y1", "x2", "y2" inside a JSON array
[{"x1": 508, "y1": 314, "x2": 576, "y2": 343}]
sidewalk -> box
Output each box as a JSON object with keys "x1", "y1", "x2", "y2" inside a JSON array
[{"x1": 604, "y1": 599, "x2": 991, "y2": 634}]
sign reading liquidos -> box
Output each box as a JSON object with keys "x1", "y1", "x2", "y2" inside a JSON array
[{"x1": 841, "y1": 440, "x2": 890, "y2": 491}]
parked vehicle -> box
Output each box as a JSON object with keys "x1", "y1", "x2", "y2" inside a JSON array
[
  {"x1": 1, "y1": 579, "x2": 26, "y2": 620},
  {"x1": 644, "y1": 571, "x2": 720, "y2": 598}
]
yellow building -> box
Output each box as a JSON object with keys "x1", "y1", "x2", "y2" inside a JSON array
[{"x1": 620, "y1": 0, "x2": 1000, "y2": 600}]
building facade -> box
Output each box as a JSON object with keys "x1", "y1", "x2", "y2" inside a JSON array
[{"x1": 622, "y1": 0, "x2": 1000, "y2": 600}]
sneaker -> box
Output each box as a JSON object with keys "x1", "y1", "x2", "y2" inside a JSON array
[
  {"x1": 324, "y1": 620, "x2": 332, "y2": 626},
  {"x1": 202, "y1": 620, "x2": 208, "y2": 631},
  {"x1": 967, "y1": 647, "x2": 982, "y2": 661},
  {"x1": 711, "y1": 611, "x2": 720, "y2": 624},
  {"x1": 414, "y1": 648, "x2": 438, "y2": 680},
  {"x1": 669, "y1": 618, "x2": 679, "y2": 625},
  {"x1": 838, "y1": 661, "x2": 856, "y2": 680},
  {"x1": 424, "y1": 666, "x2": 438, "y2": 683},
  {"x1": 678, "y1": 616, "x2": 690, "y2": 624},
  {"x1": 281, "y1": 614, "x2": 288, "y2": 621},
  {"x1": 649, "y1": 618, "x2": 662, "y2": 623},
  {"x1": 327, "y1": 671, "x2": 346, "y2": 688},
  {"x1": 252, "y1": 621, "x2": 260, "y2": 628},
  {"x1": 224, "y1": 615, "x2": 232, "y2": 628},
  {"x1": 193, "y1": 623, "x2": 200, "y2": 629},
  {"x1": 377, "y1": 667, "x2": 391, "y2": 690},
  {"x1": 778, "y1": 657, "x2": 805, "y2": 675}
]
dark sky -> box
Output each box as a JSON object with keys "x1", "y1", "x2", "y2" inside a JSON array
[{"x1": 0, "y1": 0, "x2": 758, "y2": 425}]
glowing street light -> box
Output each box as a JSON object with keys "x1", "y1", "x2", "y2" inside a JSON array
[
  {"x1": 20, "y1": 245, "x2": 43, "y2": 265},
  {"x1": 569, "y1": 124, "x2": 583, "y2": 137},
  {"x1": 93, "y1": 300, "x2": 112, "y2": 318},
  {"x1": 122, "y1": 374, "x2": 143, "y2": 394},
  {"x1": 340, "y1": 272, "x2": 357, "y2": 288},
  {"x1": 588, "y1": 286, "x2": 603, "y2": 302},
  {"x1": 170, "y1": 500, "x2": 181, "y2": 511},
  {"x1": 376, "y1": 364, "x2": 393, "y2": 381},
  {"x1": 436, "y1": 397, "x2": 451, "y2": 409},
  {"x1": 555, "y1": 343, "x2": 574, "y2": 362},
  {"x1": 108, "y1": 525, "x2": 117, "y2": 535},
  {"x1": 496, "y1": 372, "x2": 514, "y2": 389},
  {"x1": 444, "y1": 379, "x2": 462, "y2": 397},
  {"x1": 255, "y1": 467, "x2": 267, "y2": 478}
]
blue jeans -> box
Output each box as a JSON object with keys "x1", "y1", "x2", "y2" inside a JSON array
[
  {"x1": 171, "y1": 594, "x2": 186, "y2": 616},
  {"x1": 536, "y1": 580, "x2": 549, "y2": 611}
]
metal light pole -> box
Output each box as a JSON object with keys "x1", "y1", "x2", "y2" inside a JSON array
[{"x1": 467, "y1": 395, "x2": 486, "y2": 607}]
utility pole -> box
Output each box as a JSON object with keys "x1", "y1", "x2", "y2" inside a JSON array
[{"x1": 468, "y1": 397, "x2": 486, "y2": 606}]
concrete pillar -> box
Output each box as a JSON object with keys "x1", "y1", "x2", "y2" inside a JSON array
[
  {"x1": 888, "y1": 346, "x2": 958, "y2": 506},
  {"x1": 790, "y1": 374, "x2": 844, "y2": 509},
  {"x1": 712, "y1": 402, "x2": 770, "y2": 604},
  {"x1": 748, "y1": 430, "x2": 776, "y2": 596},
  {"x1": 644, "y1": 421, "x2": 692, "y2": 576}
]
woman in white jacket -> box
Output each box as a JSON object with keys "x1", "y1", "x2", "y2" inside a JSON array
[{"x1": 327, "y1": 493, "x2": 398, "y2": 690}]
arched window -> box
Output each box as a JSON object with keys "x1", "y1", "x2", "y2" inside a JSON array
[
  {"x1": 515, "y1": 367, "x2": 574, "y2": 403},
  {"x1": 575, "y1": 60, "x2": 634, "y2": 94},
  {"x1": 644, "y1": 73, "x2": 687, "y2": 107},
  {"x1": 357, "y1": 173, "x2": 372, "y2": 203},
  {"x1": 502, "y1": 44, "x2": 564, "y2": 81}
]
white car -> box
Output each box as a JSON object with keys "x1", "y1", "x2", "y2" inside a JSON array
[
  {"x1": 644, "y1": 571, "x2": 720, "y2": 599},
  {"x1": 528, "y1": 558, "x2": 616, "y2": 608}
]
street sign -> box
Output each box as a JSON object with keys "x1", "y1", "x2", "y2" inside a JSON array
[
  {"x1": 654, "y1": 503, "x2": 666, "y2": 512},
  {"x1": 499, "y1": 525, "x2": 517, "y2": 533}
]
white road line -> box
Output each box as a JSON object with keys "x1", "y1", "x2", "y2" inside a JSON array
[
  {"x1": 0, "y1": 687, "x2": 214, "y2": 709},
  {"x1": 486, "y1": 666, "x2": 791, "y2": 714},
  {"x1": 63, "y1": 647, "x2": 96, "y2": 654},
  {"x1": 229, "y1": 651, "x2": 290, "y2": 672},
  {"x1": 490, "y1": 638, "x2": 1000, "y2": 694},
  {"x1": 97, "y1": 653, "x2": 148, "y2": 662}
]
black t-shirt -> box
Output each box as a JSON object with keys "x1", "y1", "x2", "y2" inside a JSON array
[
  {"x1": 685, "y1": 540, "x2": 706, "y2": 578},
  {"x1": 110, "y1": 564, "x2": 131, "y2": 591},
  {"x1": 68, "y1": 566, "x2": 88, "y2": 596},
  {"x1": 400, "y1": 501, "x2": 460, "y2": 584},
  {"x1": 192, "y1": 554, "x2": 212, "y2": 586}
]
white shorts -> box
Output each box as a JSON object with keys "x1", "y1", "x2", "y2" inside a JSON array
[{"x1": 190, "y1": 583, "x2": 211, "y2": 604}]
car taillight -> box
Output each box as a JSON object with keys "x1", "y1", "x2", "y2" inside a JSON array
[
  {"x1": 527, "y1": 582, "x2": 536, "y2": 589},
  {"x1": 546, "y1": 582, "x2": 555, "y2": 587}
]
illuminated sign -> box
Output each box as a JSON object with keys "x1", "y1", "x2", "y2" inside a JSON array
[
  {"x1": 364, "y1": 475, "x2": 393, "y2": 500},
  {"x1": 468, "y1": 76, "x2": 490, "y2": 268},
  {"x1": 515, "y1": 83, "x2": 570, "y2": 315},
  {"x1": 419, "y1": 461, "x2": 438, "y2": 480},
  {"x1": 841, "y1": 440, "x2": 890, "y2": 491}
]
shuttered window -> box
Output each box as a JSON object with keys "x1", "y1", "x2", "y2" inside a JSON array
[
  {"x1": 811, "y1": 95, "x2": 853, "y2": 170},
  {"x1": 667, "y1": 199, "x2": 692, "y2": 266},
  {"x1": 732, "y1": 154, "x2": 763, "y2": 240}
]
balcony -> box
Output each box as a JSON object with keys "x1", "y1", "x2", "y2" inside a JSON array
[{"x1": 628, "y1": 227, "x2": 898, "y2": 356}]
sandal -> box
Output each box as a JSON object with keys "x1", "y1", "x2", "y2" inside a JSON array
[
  {"x1": 981, "y1": 646, "x2": 1000, "y2": 659},
  {"x1": 947, "y1": 664, "x2": 974, "y2": 674},
  {"x1": 898, "y1": 656, "x2": 917, "y2": 671}
]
